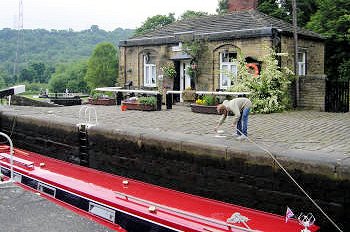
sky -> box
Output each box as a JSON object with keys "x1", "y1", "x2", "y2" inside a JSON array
[{"x1": 0, "y1": 0, "x2": 218, "y2": 31}]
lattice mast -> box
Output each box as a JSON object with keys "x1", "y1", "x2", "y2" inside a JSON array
[{"x1": 13, "y1": 0, "x2": 24, "y2": 79}]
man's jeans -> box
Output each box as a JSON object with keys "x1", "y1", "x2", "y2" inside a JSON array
[{"x1": 236, "y1": 108, "x2": 250, "y2": 136}]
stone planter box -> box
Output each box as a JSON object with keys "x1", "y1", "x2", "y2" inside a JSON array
[
  {"x1": 88, "y1": 97, "x2": 116, "y2": 105},
  {"x1": 182, "y1": 90, "x2": 196, "y2": 101},
  {"x1": 190, "y1": 104, "x2": 218, "y2": 114},
  {"x1": 121, "y1": 101, "x2": 156, "y2": 111}
]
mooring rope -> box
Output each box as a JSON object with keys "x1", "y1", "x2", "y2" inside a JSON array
[{"x1": 236, "y1": 129, "x2": 343, "y2": 232}]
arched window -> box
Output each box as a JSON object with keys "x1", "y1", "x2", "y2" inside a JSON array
[
  {"x1": 220, "y1": 51, "x2": 237, "y2": 89},
  {"x1": 143, "y1": 54, "x2": 156, "y2": 87}
]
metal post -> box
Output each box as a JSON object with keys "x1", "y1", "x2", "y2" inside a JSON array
[
  {"x1": 166, "y1": 93, "x2": 173, "y2": 109},
  {"x1": 116, "y1": 92, "x2": 123, "y2": 105},
  {"x1": 156, "y1": 94, "x2": 162, "y2": 111},
  {"x1": 0, "y1": 132, "x2": 14, "y2": 181},
  {"x1": 292, "y1": 0, "x2": 299, "y2": 108}
]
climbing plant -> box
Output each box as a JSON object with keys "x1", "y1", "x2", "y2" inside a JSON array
[
  {"x1": 182, "y1": 38, "x2": 209, "y2": 80},
  {"x1": 229, "y1": 48, "x2": 294, "y2": 113}
]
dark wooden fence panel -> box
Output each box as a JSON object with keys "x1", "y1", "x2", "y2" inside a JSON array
[{"x1": 325, "y1": 80, "x2": 349, "y2": 112}]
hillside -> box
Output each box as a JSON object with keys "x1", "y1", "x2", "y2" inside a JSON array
[{"x1": 0, "y1": 26, "x2": 134, "y2": 81}]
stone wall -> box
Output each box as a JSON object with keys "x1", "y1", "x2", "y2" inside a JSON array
[
  {"x1": 299, "y1": 75, "x2": 327, "y2": 111},
  {"x1": 0, "y1": 112, "x2": 348, "y2": 231},
  {"x1": 11, "y1": 95, "x2": 61, "y2": 107},
  {"x1": 119, "y1": 37, "x2": 272, "y2": 91},
  {"x1": 281, "y1": 36, "x2": 325, "y2": 75}
]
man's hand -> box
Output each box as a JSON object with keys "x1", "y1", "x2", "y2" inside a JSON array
[
  {"x1": 232, "y1": 123, "x2": 237, "y2": 129},
  {"x1": 214, "y1": 125, "x2": 218, "y2": 132}
]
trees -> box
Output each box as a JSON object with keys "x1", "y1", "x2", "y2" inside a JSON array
[
  {"x1": 49, "y1": 61, "x2": 89, "y2": 93},
  {"x1": 179, "y1": 10, "x2": 209, "y2": 20},
  {"x1": 18, "y1": 62, "x2": 53, "y2": 83},
  {"x1": 0, "y1": 27, "x2": 133, "y2": 86},
  {"x1": 134, "y1": 14, "x2": 175, "y2": 36},
  {"x1": 85, "y1": 42, "x2": 118, "y2": 90},
  {"x1": 306, "y1": 0, "x2": 350, "y2": 79},
  {"x1": 216, "y1": 0, "x2": 318, "y2": 27},
  {"x1": 216, "y1": 0, "x2": 229, "y2": 14}
]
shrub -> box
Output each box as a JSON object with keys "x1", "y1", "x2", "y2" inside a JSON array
[
  {"x1": 202, "y1": 95, "x2": 217, "y2": 106},
  {"x1": 229, "y1": 49, "x2": 294, "y2": 113},
  {"x1": 138, "y1": 96, "x2": 157, "y2": 106}
]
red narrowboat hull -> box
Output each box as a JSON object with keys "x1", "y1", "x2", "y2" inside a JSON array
[{"x1": 0, "y1": 146, "x2": 319, "y2": 232}]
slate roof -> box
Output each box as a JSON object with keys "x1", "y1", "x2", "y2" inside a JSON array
[{"x1": 120, "y1": 10, "x2": 324, "y2": 47}]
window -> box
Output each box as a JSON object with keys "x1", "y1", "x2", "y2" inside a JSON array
[
  {"x1": 144, "y1": 55, "x2": 156, "y2": 87},
  {"x1": 220, "y1": 52, "x2": 237, "y2": 89},
  {"x1": 297, "y1": 51, "x2": 306, "y2": 76}
]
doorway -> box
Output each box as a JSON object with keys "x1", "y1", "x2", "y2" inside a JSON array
[{"x1": 180, "y1": 60, "x2": 191, "y2": 91}]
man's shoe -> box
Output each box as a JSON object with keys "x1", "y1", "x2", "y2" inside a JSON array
[{"x1": 236, "y1": 135, "x2": 247, "y2": 141}]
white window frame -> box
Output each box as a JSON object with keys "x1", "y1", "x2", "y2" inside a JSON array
[
  {"x1": 220, "y1": 52, "x2": 237, "y2": 90},
  {"x1": 297, "y1": 51, "x2": 306, "y2": 76},
  {"x1": 144, "y1": 55, "x2": 156, "y2": 87}
]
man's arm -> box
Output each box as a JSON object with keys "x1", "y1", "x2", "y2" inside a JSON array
[{"x1": 214, "y1": 113, "x2": 227, "y2": 131}]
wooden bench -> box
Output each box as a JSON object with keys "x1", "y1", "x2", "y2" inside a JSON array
[{"x1": 0, "y1": 152, "x2": 34, "y2": 169}]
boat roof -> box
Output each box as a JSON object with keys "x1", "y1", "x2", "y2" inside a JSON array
[{"x1": 0, "y1": 146, "x2": 319, "y2": 232}]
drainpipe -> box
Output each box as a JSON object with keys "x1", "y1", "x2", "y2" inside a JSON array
[{"x1": 123, "y1": 47, "x2": 127, "y2": 85}]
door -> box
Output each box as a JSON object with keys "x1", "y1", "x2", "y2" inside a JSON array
[
  {"x1": 179, "y1": 60, "x2": 191, "y2": 102},
  {"x1": 180, "y1": 61, "x2": 191, "y2": 91}
]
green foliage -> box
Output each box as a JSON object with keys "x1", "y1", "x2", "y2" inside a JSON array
[
  {"x1": 0, "y1": 27, "x2": 133, "y2": 85},
  {"x1": 338, "y1": 59, "x2": 350, "y2": 80},
  {"x1": 49, "y1": 60, "x2": 89, "y2": 93},
  {"x1": 85, "y1": 42, "x2": 118, "y2": 90},
  {"x1": 134, "y1": 14, "x2": 175, "y2": 36},
  {"x1": 0, "y1": 69, "x2": 7, "y2": 89},
  {"x1": 179, "y1": 10, "x2": 208, "y2": 20},
  {"x1": 18, "y1": 82, "x2": 48, "y2": 94},
  {"x1": 138, "y1": 96, "x2": 157, "y2": 106},
  {"x1": 18, "y1": 62, "x2": 54, "y2": 83},
  {"x1": 216, "y1": 0, "x2": 228, "y2": 14},
  {"x1": 306, "y1": 0, "x2": 350, "y2": 79},
  {"x1": 202, "y1": 95, "x2": 217, "y2": 106},
  {"x1": 229, "y1": 49, "x2": 294, "y2": 113},
  {"x1": 160, "y1": 62, "x2": 176, "y2": 78},
  {"x1": 258, "y1": 0, "x2": 291, "y2": 22},
  {"x1": 182, "y1": 38, "x2": 208, "y2": 80},
  {"x1": 182, "y1": 38, "x2": 208, "y2": 62}
]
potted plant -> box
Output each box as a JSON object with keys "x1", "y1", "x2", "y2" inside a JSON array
[
  {"x1": 88, "y1": 92, "x2": 116, "y2": 105},
  {"x1": 160, "y1": 62, "x2": 176, "y2": 91},
  {"x1": 121, "y1": 96, "x2": 156, "y2": 111},
  {"x1": 190, "y1": 95, "x2": 219, "y2": 114},
  {"x1": 182, "y1": 87, "x2": 196, "y2": 103}
]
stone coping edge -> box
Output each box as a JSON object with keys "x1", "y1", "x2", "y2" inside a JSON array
[{"x1": 1, "y1": 112, "x2": 349, "y2": 180}]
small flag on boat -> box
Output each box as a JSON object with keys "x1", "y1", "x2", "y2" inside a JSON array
[{"x1": 285, "y1": 207, "x2": 294, "y2": 223}]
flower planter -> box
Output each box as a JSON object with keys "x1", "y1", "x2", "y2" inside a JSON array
[
  {"x1": 182, "y1": 90, "x2": 196, "y2": 101},
  {"x1": 88, "y1": 98, "x2": 116, "y2": 105},
  {"x1": 121, "y1": 101, "x2": 156, "y2": 111},
  {"x1": 190, "y1": 104, "x2": 219, "y2": 114}
]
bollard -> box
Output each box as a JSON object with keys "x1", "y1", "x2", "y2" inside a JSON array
[
  {"x1": 116, "y1": 92, "x2": 123, "y2": 105},
  {"x1": 166, "y1": 93, "x2": 173, "y2": 109},
  {"x1": 156, "y1": 94, "x2": 162, "y2": 111}
]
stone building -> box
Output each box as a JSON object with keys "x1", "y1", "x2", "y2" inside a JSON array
[{"x1": 118, "y1": 0, "x2": 326, "y2": 110}]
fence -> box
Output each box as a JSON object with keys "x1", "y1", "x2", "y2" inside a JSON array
[{"x1": 325, "y1": 80, "x2": 349, "y2": 112}]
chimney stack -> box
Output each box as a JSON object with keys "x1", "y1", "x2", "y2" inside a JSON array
[{"x1": 228, "y1": 0, "x2": 258, "y2": 12}]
